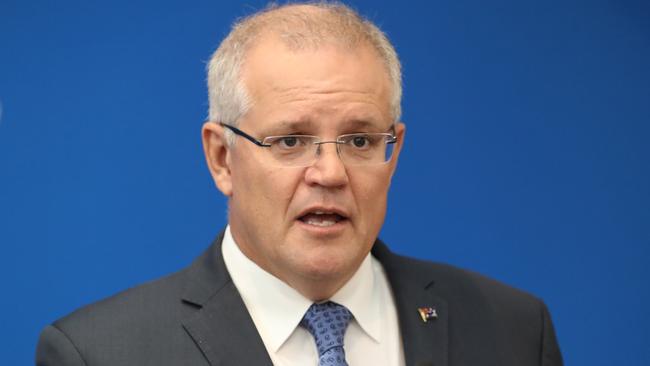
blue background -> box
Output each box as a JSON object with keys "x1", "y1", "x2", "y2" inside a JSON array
[{"x1": 1, "y1": 0, "x2": 648, "y2": 364}]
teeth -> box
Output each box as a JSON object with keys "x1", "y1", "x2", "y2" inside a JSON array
[
  {"x1": 305, "y1": 217, "x2": 336, "y2": 227},
  {"x1": 300, "y1": 210, "x2": 345, "y2": 227}
]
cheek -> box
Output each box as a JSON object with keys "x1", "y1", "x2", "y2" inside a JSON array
[
  {"x1": 232, "y1": 161, "x2": 304, "y2": 220},
  {"x1": 264, "y1": 168, "x2": 303, "y2": 202},
  {"x1": 350, "y1": 169, "x2": 391, "y2": 220}
]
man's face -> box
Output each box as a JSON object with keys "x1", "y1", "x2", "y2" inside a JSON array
[{"x1": 209, "y1": 37, "x2": 404, "y2": 297}]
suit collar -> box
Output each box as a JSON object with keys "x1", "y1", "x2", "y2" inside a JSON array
[
  {"x1": 373, "y1": 240, "x2": 449, "y2": 366},
  {"x1": 180, "y1": 231, "x2": 229, "y2": 307},
  {"x1": 180, "y1": 232, "x2": 273, "y2": 366}
]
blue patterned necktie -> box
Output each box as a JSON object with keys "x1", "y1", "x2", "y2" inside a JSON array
[{"x1": 301, "y1": 301, "x2": 353, "y2": 366}]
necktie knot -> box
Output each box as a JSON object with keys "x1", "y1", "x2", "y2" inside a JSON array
[{"x1": 301, "y1": 301, "x2": 353, "y2": 365}]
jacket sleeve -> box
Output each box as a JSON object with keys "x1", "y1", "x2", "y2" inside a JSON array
[
  {"x1": 540, "y1": 303, "x2": 563, "y2": 366},
  {"x1": 36, "y1": 325, "x2": 87, "y2": 366}
]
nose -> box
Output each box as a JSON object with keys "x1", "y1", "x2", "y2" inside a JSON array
[{"x1": 304, "y1": 142, "x2": 349, "y2": 188}]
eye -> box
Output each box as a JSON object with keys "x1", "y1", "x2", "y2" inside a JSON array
[
  {"x1": 271, "y1": 135, "x2": 312, "y2": 150},
  {"x1": 279, "y1": 136, "x2": 299, "y2": 148},
  {"x1": 350, "y1": 135, "x2": 371, "y2": 149}
]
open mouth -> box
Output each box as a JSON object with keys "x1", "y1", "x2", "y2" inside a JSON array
[{"x1": 298, "y1": 211, "x2": 348, "y2": 227}]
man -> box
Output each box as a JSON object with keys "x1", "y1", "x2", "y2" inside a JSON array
[{"x1": 36, "y1": 3, "x2": 563, "y2": 366}]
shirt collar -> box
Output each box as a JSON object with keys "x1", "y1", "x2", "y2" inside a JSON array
[
  {"x1": 222, "y1": 226, "x2": 312, "y2": 352},
  {"x1": 222, "y1": 226, "x2": 382, "y2": 351},
  {"x1": 331, "y1": 253, "x2": 382, "y2": 343}
]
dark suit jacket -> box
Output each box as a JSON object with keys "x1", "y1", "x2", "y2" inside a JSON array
[{"x1": 36, "y1": 232, "x2": 563, "y2": 366}]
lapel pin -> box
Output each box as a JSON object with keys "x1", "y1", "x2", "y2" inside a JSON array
[{"x1": 418, "y1": 307, "x2": 438, "y2": 322}]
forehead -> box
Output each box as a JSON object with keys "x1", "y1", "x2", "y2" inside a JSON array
[{"x1": 240, "y1": 36, "x2": 393, "y2": 131}]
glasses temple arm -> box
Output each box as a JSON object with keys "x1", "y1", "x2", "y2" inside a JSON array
[{"x1": 219, "y1": 123, "x2": 269, "y2": 147}]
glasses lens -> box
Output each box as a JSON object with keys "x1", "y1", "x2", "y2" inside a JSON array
[
  {"x1": 263, "y1": 135, "x2": 318, "y2": 167},
  {"x1": 339, "y1": 133, "x2": 395, "y2": 166}
]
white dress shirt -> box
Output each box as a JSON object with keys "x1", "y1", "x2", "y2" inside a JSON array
[{"x1": 221, "y1": 226, "x2": 405, "y2": 366}]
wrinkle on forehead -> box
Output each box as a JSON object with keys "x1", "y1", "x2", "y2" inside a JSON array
[
  {"x1": 261, "y1": 87, "x2": 385, "y2": 110},
  {"x1": 269, "y1": 85, "x2": 381, "y2": 98}
]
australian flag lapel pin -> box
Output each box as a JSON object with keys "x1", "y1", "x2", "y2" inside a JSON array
[{"x1": 418, "y1": 307, "x2": 438, "y2": 322}]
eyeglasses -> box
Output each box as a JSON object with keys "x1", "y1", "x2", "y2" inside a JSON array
[{"x1": 220, "y1": 123, "x2": 397, "y2": 167}]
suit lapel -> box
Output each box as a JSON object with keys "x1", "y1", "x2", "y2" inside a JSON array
[
  {"x1": 180, "y1": 232, "x2": 273, "y2": 366},
  {"x1": 182, "y1": 282, "x2": 273, "y2": 366},
  {"x1": 373, "y1": 241, "x2": 449, "y2": 366}
]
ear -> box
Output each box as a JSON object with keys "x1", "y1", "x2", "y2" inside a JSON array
[
  {"x1": 201, "y1": 122, "x2": 233, "y2": 196},
  {"x1": 388, "y1": 122, "x2": 406, "y2": 178}
]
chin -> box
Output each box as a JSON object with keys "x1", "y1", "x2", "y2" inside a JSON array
[{"x1": 295, "y1": 253, "x2": 355, "y2": 282}]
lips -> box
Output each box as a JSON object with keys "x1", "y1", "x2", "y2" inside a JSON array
[{"x1": 297, "y1": 208, "x2": 350, "y2": 227}]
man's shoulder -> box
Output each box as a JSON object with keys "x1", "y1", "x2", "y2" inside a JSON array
[
  {"x1": 378, "y1": 246, "x2": 545, "y2": 313},
  {"x1": 37, "y1": 259, "x2": 219, "y2": 366},
  {"x1": 374, "y1": 246, "x2": 562, "y2": 364},
  {"x1": 52, "y1": 265, "x2": 193, "y2": 336},
  {"x1": 51, "y1": 235, "x2": 226, "y2": 333}
]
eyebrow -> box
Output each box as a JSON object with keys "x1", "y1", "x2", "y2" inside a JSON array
[
  {"x1": 263, "y1": 117, "x2": 387, "y2": 135},
  {"x1": 270, "y1": 119, "x2": 317, "y2": 133},
  {"x1": 344, "y1": 119, "x2": 384, "y2": 131}
]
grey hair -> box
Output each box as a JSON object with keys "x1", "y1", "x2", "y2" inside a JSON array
[{"x1": 207, "y1": 2, "x2": 402, "y2": 145}]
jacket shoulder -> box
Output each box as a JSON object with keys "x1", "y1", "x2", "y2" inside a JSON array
[
  {"x1": 380, "y1": 250, "x2": 562, "y2": 365},
  {"x1": 54, "y1": 266, "x2": 192, "y2": 332},
  {"x1": 37, "y1": 267, "x2": 202, "y2": 366},
  {"x1": 386, "y1": 251, "x2": 545, "y2": 310}
]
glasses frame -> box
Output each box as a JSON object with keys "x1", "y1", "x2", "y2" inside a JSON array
[{"x1": 219, "y1": 122, "x2": 398, "y2": 166}]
